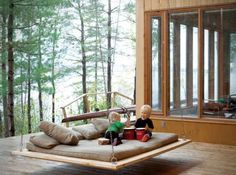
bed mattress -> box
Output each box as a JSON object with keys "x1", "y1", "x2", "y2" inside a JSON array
[{"x1": 26, "y1": 132, "x2": 178, "y2": 162}]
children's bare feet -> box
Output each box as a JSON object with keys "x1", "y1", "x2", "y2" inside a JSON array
[
  {"x1": 141, "y1": 134, "x2": 150, "y2": 142},
  {"x1": 112, "y1": 138, "x2": 122, "y2": 146},
  {"x1": 112, "y1": 138, "x2": 118, "y2": 146}
]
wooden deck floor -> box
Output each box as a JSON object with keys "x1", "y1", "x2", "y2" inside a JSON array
[{"x1": 1, "y1": 135, "x2": 236, "y2": 175}]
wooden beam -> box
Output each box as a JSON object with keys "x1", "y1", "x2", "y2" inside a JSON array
[
  {"x1": 158, "y1": 16, "x2": 162, "y2": 110},
  {"x1": 144, "y1": 12, "x2": 153, "y2": 105},
  {"x1": 163, "y1": 11, "x2": 169, "y2": 116},
  {"x1": 198, "y1": 9, "x2": 204, "y2": 117},
  {"x1": 61, "y1": 107, "x2": 69, "y2": 127},
  {"x1": 61, "y1": 105, "x2": 136, "y2": 123}
]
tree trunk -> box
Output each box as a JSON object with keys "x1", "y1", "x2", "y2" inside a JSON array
[
  {"x1": 51, "y1": 28, "x2": 57, "y2": 123},
  {"x1": 94, "y1": 0, "x2": 98, "y2": 107},
  {"x1": 38, "y1": 82, "x2": 43, "y2": 121},
  {"x1": 78, "y1": 2, "x2": 88, "y2": 113},
  {"x1": 20, "y1": 58, "x2": 25, "y2": 121},
  {"x1": 7, "y1": 1, "x2": 15, "y2": 136},
  {"x1": 27, "y1": 55, "x2": 31, "y2": 133},
  {"x1": 100, "y1": 43, "x2": 107, "y2": 94},
  {"x1": 37, "y1": 17, "x2": 43, "y2": 121},
  {"x1": 0, "y1": 110, "x2": 2, "y2": 137},
  {"x1": 1, "y1": 4, "x2": 9, "y2": 137},
  {"x1": 107, "y1": 0, "x2": 112, "y2": 109}
]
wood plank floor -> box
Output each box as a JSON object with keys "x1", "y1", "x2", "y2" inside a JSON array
[{"x1": 0, "y1": 135, "x2": 236, "y2": 175}]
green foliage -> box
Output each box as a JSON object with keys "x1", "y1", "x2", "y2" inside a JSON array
[
  {"x1": 0, "y1": 0, "x2": 136, "y2": 137},
  {"x1": 14, "y1": 100, "x2": 41, "y2": 135}
]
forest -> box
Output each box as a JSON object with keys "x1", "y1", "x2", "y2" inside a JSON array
[{"x1": 0, "y1": 0, "x2": 135, "y2": 138}]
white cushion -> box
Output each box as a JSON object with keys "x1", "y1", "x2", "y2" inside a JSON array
[
  {"x1": 72, "y1": 123, "x2": 100, "y2": 139},
  {"x1": 91, "y1": 118, "x2": 110, "y2": 134}
]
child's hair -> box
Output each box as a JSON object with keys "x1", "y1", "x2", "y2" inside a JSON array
[
  {"x1": 140, "y1": 104, "x2": 152, "y2": 116},
  {"x1": 108, "y1": 112, "x2": 120, "y2": 123}
]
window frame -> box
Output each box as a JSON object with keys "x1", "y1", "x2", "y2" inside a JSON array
[
  {"x1": 144, "y1": 12, "x2": 165, "y2": 115},
  {"x1": 144, "y1": 3, "x2": 236, "y2": 122}
]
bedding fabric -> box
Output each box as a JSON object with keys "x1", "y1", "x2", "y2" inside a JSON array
[
  {"x1": 39, "y1": 121, "x2": 79, "y2": 145},
  {"x1": 72, "y1": 123, "x2": 101, "y2": 139},
  {"x1": 91, "y1": 118, "x2": 110, "y2": 134},
  {"x1": 30, "y1": 133, "x2": 59, "y2": 149},
  {"x1": 27, "y1": 132, "x2": 178, "y2": 162}
]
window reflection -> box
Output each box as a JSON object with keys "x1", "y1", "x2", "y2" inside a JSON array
[
  {"x1": 203, "y1": 8, "x2": 236, "y2": 119},
  {"x1": 169, "y1": 12, "x2": 198, "y2": 117},
  {"x1": 151, "y1": 17, "x2": 162, "y2": 111}
]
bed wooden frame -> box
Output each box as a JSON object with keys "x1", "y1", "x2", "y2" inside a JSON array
[{"x1": 12, "y1": 138, "x2": 190, "y2": 170}]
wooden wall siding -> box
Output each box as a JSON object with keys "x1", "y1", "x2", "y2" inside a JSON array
[
  {"x1": 145, "y1": 0, "x2": 152, "y2": 11},
  {"x1": 158, "y1": 27, "x2": 162, "y2": 110},
  {"x1": 198, "y1": 9, "x2": 204, "y2": 116},
  {"x1": 163, "y1": 11, "x2": 169, "y2": 116},
  {"x1": 136, "y1": 0, "x2": 236, "y2": 145},
  {"x1": 136, "y1": 0, "x2": 145, "y2": 115},
  {"x1": 153, "y1": 119, "x2": 236, "y2": 145},
  {"x1": 144, "y1": 0, "x2": 236, "y2": 11}
]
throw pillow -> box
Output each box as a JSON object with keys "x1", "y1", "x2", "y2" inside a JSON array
[
  {"x1": 91, "y1": 118, "x2": 110, "y2": 134},
  {"x1": 39, "y1": 121, "x2": 79, "y2": 145},
  {"x1": 30, "y1": 133, "x2": 59, "y2": 149},
  {"x1": 72, "y1": 123, "x2": 100, "y2": 139}
]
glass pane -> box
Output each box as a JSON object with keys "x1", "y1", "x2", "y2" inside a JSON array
[
  {"x1": 203, "y1": 8, "x2": 236, "y2": 119},
  {"x1": 151, "y1": 17, "x2": 162, "y2": 111},
  {"x1": 169, "y1": 11, "x2": 198, "y2": 117}
]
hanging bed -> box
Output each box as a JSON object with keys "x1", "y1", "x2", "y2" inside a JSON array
[{"x1": 12, "y1": 119, "x2": 190, "y2": 170}]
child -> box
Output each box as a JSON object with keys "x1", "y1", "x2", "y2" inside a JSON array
[
  {"x1": 135, "y1": 104, "x2": 154, "y2": 142},
  {"x1": 105, "y1": 112, "x2": 130, "y2": 146}
]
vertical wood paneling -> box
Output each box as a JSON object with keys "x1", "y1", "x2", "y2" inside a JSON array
[
  {"x1": 152, "y1": 0, "x2": 161, "y2": 11},
  {"x1": 159, "y1": 0, "x2": 169, "y2": 9},
  {"x1": 163, "y1": 11, "x2": 169, "y2": 116},
  {"x1": 137, "y1": 0, "x2": 236, "y2": 147},
  {"x1": 198, "y1": 9, "x2": 204, "y2": 117},
  {"x1": 168, "y1": 0, "x2": 176, "y2": 9},
  {"x1": 175, "y1": 0, "x2": 184, "y2": 8},
  {"x1": 144, "y1": 12, "x2": 152, "y2": 105},
  {"x1": 144, "y1": 0, "x2": 236, "y2": 11},
  {"x1": 154, "y1": 119, "x2": 236, "y2": 145},
  {"x1": 145, "y1": 0, "x2": 152, "y2": 11},
  {"x1": 136, "y1": 0, "x2": 145, "y2": 116}
]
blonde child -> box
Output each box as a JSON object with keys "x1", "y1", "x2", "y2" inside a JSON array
[
  {"x1": 135, "y1": 104, "x2": 154, "y2": 142},
  {"x1": 105, "y1": 112, "x2": 130, "y2": 146}
]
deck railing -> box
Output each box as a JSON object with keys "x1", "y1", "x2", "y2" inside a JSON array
[{"x1": 60, "y1": 91, "x2": 134, "y2": 127}]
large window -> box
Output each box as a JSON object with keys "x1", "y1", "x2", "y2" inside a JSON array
[
  {"x1": 146, "y1": 5, "x2": 236, "y2": 120},
  {"x1": 151, "y1": 17, "x2": 162, "y2": 111},
  {"x1": 203, "y1": 8, "x2": 236, "y2": 119},
  {"x1": 169, "y1": 12, "x2": 198, "y2": 117}
]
